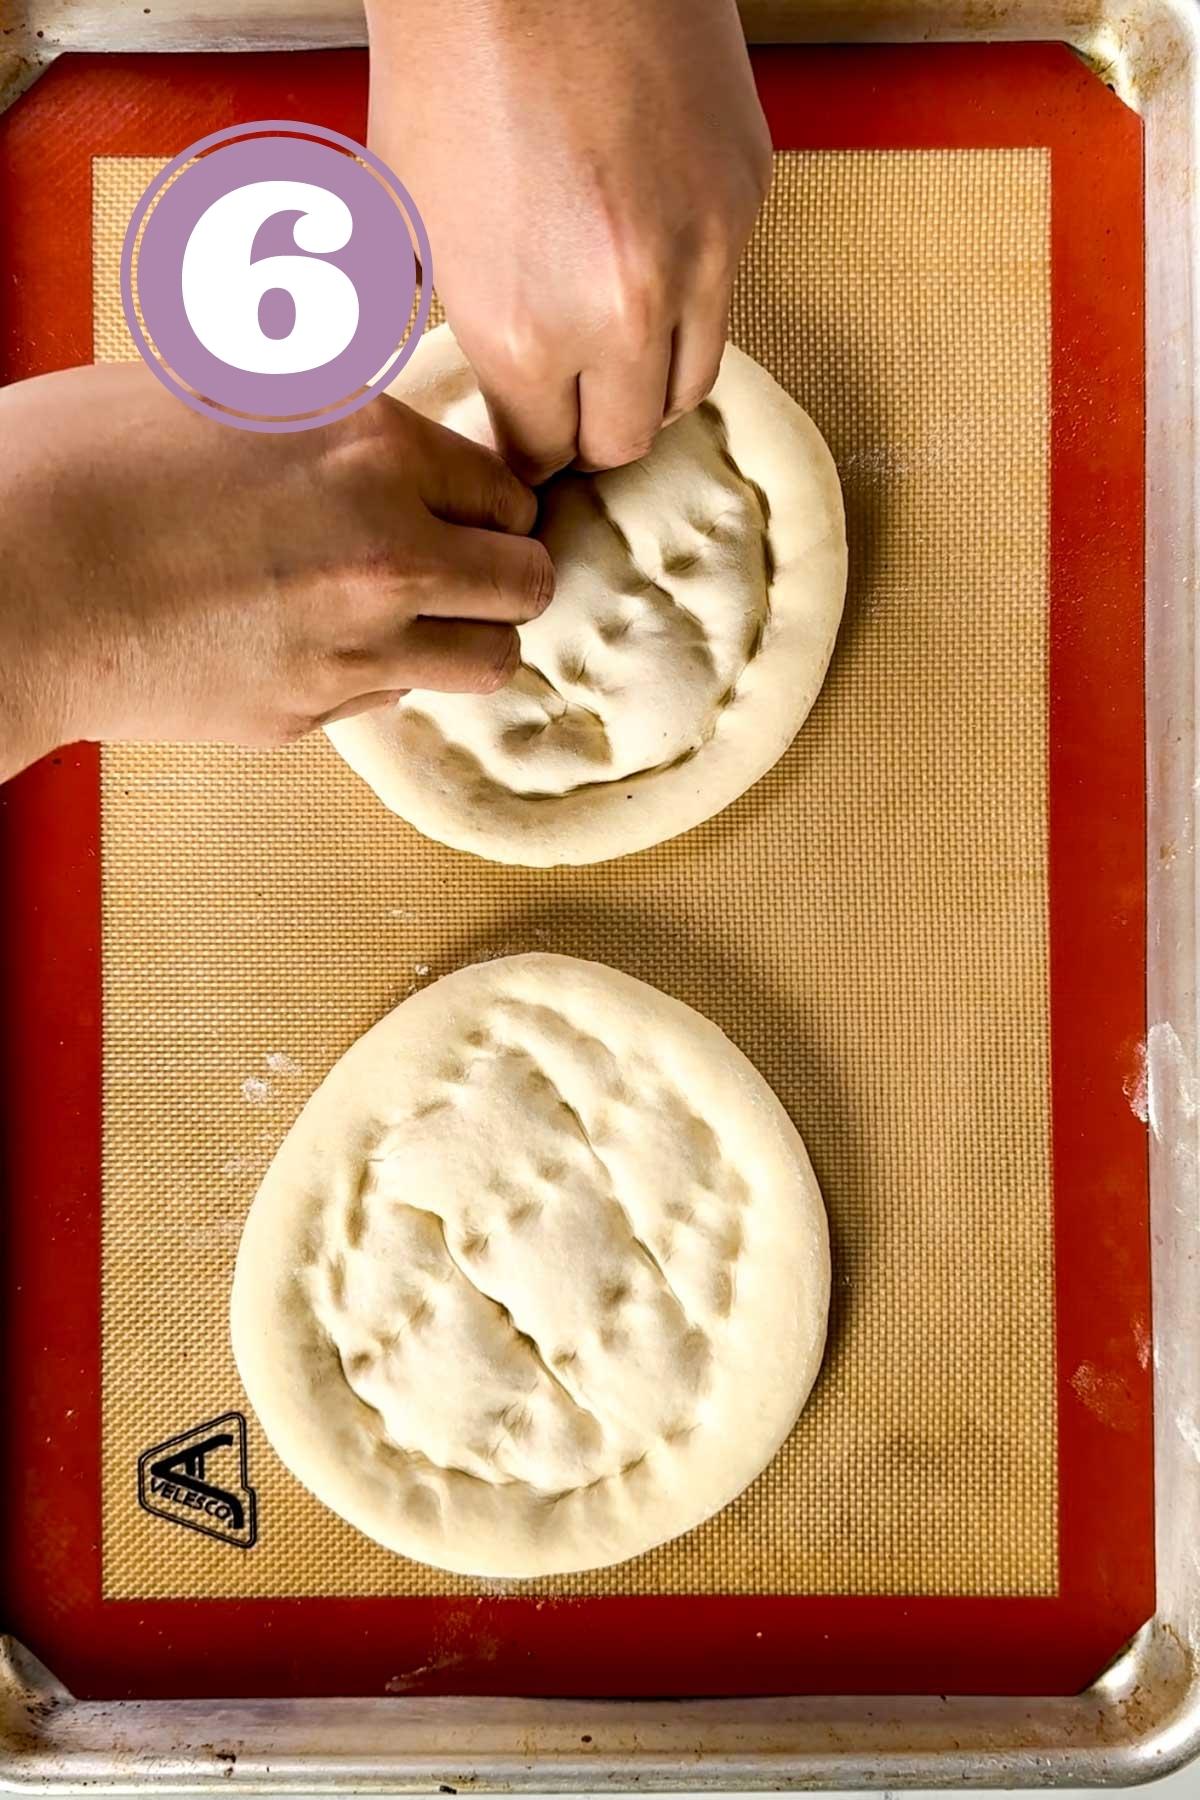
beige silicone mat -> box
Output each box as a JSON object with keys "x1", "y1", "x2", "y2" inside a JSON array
[{"x1": 94, "y1": 147, "x2": 1055, "y2": 1601}]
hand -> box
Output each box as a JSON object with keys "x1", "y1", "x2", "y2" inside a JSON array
[
  {"x1": 0, "y1": 362, "x2": 553, "y2": 782},
  {"x1": 366, "y1": 0, "x2": 772, "y2": 483}
]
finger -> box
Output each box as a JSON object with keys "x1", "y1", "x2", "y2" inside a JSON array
[
  {"x1": 389, "y1": 619, "x2": 520, "y2": 695},
  {"x1": 477, "y1": 361, "x2": 581, "y2": 487},
  {"x1": 575, "y1": 336, "x2": 672, "y2": 473},
  {"x1": 664, "y1": 306, "x2": 730, "y2": 427},
  {"x1": 413, "y1": 412, "x2": 538, "y2": 535},
  {"x1": 319, "y1": 689, "x2": 407, "y2": 727},
  {"x1": 415, "y1": 521, "x2": 555, "y2": 624}
]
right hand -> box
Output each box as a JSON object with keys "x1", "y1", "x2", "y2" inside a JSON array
[
  {"x1": 366, "y1": 0, "x2": 771, "y2": 484},
  {"x1": 0, "y1": 361, "x2": 552, "y2": 781}
]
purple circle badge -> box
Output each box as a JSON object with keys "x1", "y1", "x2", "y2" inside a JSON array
[{"x1": 121, "y1": 120, "x2": 432, "y2": 433}]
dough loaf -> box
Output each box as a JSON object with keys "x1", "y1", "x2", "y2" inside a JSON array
[
  {"x1": 327, "y1": 328, "x2": 847, "y2": 866},
  {"x1": 231, "y1": 954, "x2": 829, "y2": 1577}
]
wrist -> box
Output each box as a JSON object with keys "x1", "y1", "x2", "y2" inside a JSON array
[
  {"x1": 0, "y1": 682, "x2": 60, "y2": 785},
  {"x1": 0, "y1": 562, "x2": 75, "y2": 785},
  {"x1": 364, "y1": 0, "x2": 653, "y2": 55}
]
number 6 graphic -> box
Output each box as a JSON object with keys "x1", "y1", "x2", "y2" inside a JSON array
[
  {"x1": 122, "y1": 120, "x2": 432, "y2": 433},
  {"x1": 182, "y1": 181, "x2": 360, "y2": 376}
]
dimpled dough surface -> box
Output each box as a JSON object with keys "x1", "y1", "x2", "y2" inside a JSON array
[
  {"x1": 231, "y1": 954, "x2": 829, "y2": 1577},
  {"x1": 326, "y1": 327, "x2": 847, "y2": 866}
]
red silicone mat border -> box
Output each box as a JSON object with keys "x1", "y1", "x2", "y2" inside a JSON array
[{"x1": 0, "y1": 44, "x2": 1151, "y2": 1701}]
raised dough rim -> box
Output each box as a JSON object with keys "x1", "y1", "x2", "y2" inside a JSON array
[
  {"x1": 230, "y1": 952, "x2": 831, "y2": 1579},
  {"x1": 326, "y1": 333, "x2": 848, "y2": 867}
]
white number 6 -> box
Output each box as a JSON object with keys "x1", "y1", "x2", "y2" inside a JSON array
[{"x1": 181, "y1": 180, "x2": 360, "y2": 375}]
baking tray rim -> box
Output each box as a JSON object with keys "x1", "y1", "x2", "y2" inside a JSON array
[{"x1": 1, "y1": 0, "x2": 1198, "y2": 1788}]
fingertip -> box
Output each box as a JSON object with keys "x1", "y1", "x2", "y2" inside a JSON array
[
  {"x1": 667, "y1": 379, "x2": 720, "y2": 422},
  {"x1": 319, "y1": 689, "x2": 409, "y2": 727},
  {"x1": 527, "y1": 541, "x2": 557, "y2": 616},
  {"x1": 574, "y1": 434, "x2": 658, "y2": 475},
  {"x1": 500, "y1": 469, "x2": 539, "y2": 535},
  {"x1": 476, "y1": 627, "x2": 521, "y2": 693},
  {"x1": 511, "y1": 444, "x2": 576, "y2": 490},
  {"x1": 483, "y1": 404, "x2": 576, "y2": 491}
]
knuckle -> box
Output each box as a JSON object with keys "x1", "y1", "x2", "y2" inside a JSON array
[
  {"x1": 523, "y1": 445, "x2": 576, "y2": 485},
  {"x1": 748, "y1": 133, "x2": 775, "y2": 199},
  {"x1": 482, "y1": 314, "x2": 557, "y2": 377},
  {"x1": 613, "y1": 295, "x2": 658, "y2": 348},
  {"x1": 591, "y1": 208, "x2": 668, "y2": 315},
  {"x1": 581, "y1": 431, "x2": 658, "y2": 473},
  {"x1": 672, "y1": 372, "x2": 721, "y2": 417},
  {"x1": 620, "y1": 435, "x2": 659, "y2": 465},
  {"x1": 693, "y1": 203, "x2": 734, "y2": 247},
  {"x1": 572, "y1": 240, "x2": 668, "y2": 342},
  {"x1": 320, "y1": 408, "x2": 390, "y2": 476},
  {"x1": 607, "y1": 268, "x2": 666, "y2": 343},
  {"x1": 690, "y1": 211, "x2": 741, "y2": 278},
  {"x1": 487, "y1": 461, "x2": 533, "y2": 530}
]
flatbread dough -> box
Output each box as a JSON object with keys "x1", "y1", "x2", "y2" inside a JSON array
[
  {"x1": 327, "y1": 328, "x2": 846, "y2": 866},
  {"x1": 231, "y1": 954, "x2": 829, "y2": 1577}
]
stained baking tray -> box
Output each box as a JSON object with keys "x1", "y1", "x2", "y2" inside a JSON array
[{"x1": 0, "y1": 0, "x2": 1197, "y2": 1788}]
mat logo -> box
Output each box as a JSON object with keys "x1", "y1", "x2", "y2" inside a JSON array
[{"x1": 137, "y1": 1412, "x2": 258, "y2": 1549}]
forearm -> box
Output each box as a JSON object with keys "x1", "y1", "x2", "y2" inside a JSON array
[{"x1": 0, "y1": 375, "x2": 100, "y2": 782}]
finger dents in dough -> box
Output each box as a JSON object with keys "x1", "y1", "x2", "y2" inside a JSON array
[
  {"x1": 232, "y1": 954, "x2": 830, "y2": 1577},
  {"x1": 327, "y1": 328, "x2": 847, "y2": 866}
]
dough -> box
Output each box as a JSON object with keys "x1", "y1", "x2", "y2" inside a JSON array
[
  {"x1": 231, "y1": 954, "x2": 829, "y2": 1577},
  {"x1": 327, "y1": 328, "x2": 847, "y2": 866}
]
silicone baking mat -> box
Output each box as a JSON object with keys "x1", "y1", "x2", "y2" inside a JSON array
[
  {"x1": 0, "y1": 46, "x2": 1151, "y2": 1702},
  {"x1": 93, "y1": 141, "x2": 1057, "y2": 1607}
]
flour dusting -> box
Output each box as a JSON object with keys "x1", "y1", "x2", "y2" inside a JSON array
[
  {"x1": 1124, "y1": 1042, "x2": 1149, "y2": 1122},
  {"x1": 1177, "y1": 1412, "x2": 1200, "y2": 1464},
  {"x1": 1146, "y1": 1021, "x2": 1199, "y2": 1144},
  {"x1": 1070, "y1": 1360, "x2": 1135, "y2": 1432}
]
